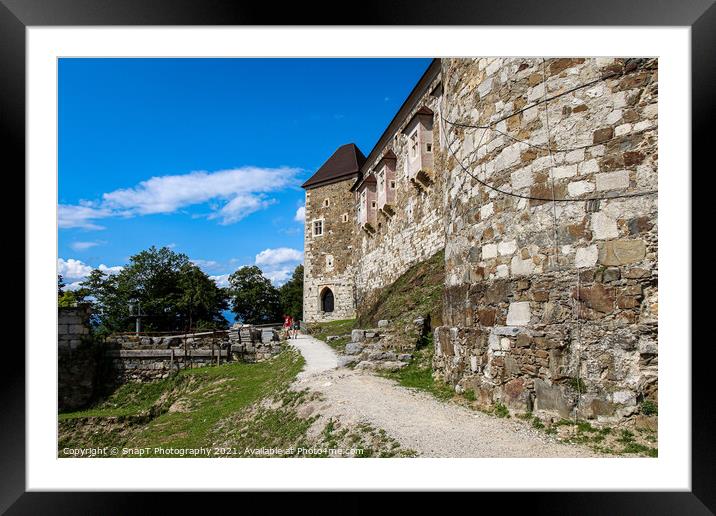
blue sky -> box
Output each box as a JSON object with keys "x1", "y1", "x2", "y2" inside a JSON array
[{"x1": 58, "y1": 58, "x2": 432, "y2": 292}]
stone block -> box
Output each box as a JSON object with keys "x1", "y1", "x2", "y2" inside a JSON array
[
  {"x1": 596, "y1": 170, "x2": 630, "y2": 191},
  {"x1": 598, "y1": 239, "x2": 646, "y2": 266},
  {"x1": 377, "y1": 319, "x2": 390, "y2": 328},
  {"x1": 511, "y1": 255, "x2": 535, "y2": 276},
  {"x1": 502, "y1": 378, "x2": 532, "y2": 411},
  {"x1": 482, "y1": 243, "x2": 497, "y2": 259},
  {"x1": 534, "y1": 379, "x2": 572, "y2": 418},
  {"x1": 574, "y1": 245, "x2": 598, "y2": 268},
  {"x1": 506, "y1": 302, "x2": 531, "y2": 326},
  {"x1": 351, "y1": 329, "x2": 366, "y2": 342},
  {"x1": 568, "y1": 180, "x2": 595, "y2": 197},
  {"x1": 592, "y1": 127, "x2": 614, "y2": 144},
  {"x1": 572, "y1": 283, "x2": 614, "y2": 313},
  {"x1": 591, "y1": 212, "x2": 618, "y2": 240}
]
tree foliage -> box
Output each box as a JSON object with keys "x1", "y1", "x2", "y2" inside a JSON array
[
  {"x1": 279, "y1": 264, "x2": 303, "y2": 320},
  {"x1": 227, "y1": 266, "x2": 281, "y2": 324},
  {"x1": 78, "y1": 246, "x2": 228, "y2": 334}
]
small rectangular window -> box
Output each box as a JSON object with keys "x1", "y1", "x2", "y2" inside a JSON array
[
  {"x1": 342, "y1": 213, "x2": 348, "y2": 223},
  {"x1": 313, "y1": 220, "x2": 323, "y2": 236},
  {"x1": 426, "y1": 143, "x2": 432, "y2": 153},
  {"x1": 371, "y1": 201, "x2": 376, "y2": 209},
  {"x1": 410, "y1": 130, "x2": 419, "y2": 159},
  {"x1": 390, "y1": 180, "x2": 396, "y2": 189},
  {"x1": 324, "y1": 198, "x2": 330, "y2": 207}
]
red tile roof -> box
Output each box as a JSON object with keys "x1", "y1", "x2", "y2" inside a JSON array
[{"x1": 301, "y1": 143, "x2": 366, "y2": 189}]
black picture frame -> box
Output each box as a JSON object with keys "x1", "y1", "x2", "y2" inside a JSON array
[{"x1": 3, "y1": 0, "x2": 708, "y2": 512}]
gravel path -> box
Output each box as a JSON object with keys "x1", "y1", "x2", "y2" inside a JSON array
[{"x1": 291, "y1": 334, "x2": 599, "y2": 458}]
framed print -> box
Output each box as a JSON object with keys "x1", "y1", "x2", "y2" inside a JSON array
[{"x1": 3, "y1": 0, "x2": 711, "y2": 512}]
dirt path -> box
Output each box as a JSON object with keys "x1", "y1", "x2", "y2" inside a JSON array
[{"x1": 290, "y1": 334, "x2": 599, "y2": 458}]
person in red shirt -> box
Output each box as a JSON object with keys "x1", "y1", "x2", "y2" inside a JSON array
[{"x1": 283, "y1": 314, "x2": 293, "y2": 339}]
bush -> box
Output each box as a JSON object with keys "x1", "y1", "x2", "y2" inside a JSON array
[
  {"x1": 493, "y1": 402, "x2": 510, "y2": 418},
  {"x1": 641, "y1": 400, "x2": 658, "y2": 416}
]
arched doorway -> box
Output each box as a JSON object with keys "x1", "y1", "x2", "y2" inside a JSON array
[{"x1": 321, "y1": 287, "x2": 334, "y2": 313}]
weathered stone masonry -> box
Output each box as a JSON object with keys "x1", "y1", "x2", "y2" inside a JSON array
[
  {"x1": 352, "y1": 64, "x2": 447, "y2": 310},
  {"x1": 435, "y1": 58, "x2": 657, "y2": 422},
  {"x1": 303, "y1": 58, "x2": 657, "y2": 422},
  {"x1": 302, "y1": 146, "x2": 362, "y2": 322}
]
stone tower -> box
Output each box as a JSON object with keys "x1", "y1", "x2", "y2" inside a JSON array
[{"x1": 301, "y1": 143, "x2": 366, "y2": 323}]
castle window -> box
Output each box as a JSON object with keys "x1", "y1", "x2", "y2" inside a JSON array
[
  {"x1": 409, "y1": 129, "x2": 419, "y2": 160},
  {"x1": 312, "y1": 219, "x2": 324, "y2": 237},
  {"x1": 403, "y1": 107, "x2": 435, "y2": 182},
  {"x1": 324, "y1": 198, "x2": 330, "y2": 207},
  {"x1": 320, "y1": 287, "x2": 334, "y2": 313},
  {"x1": 342, "y1": 213, "x2": 348, "y2": 223},
  {"x1": 357, "y1": 181, "x2": 377, "y2": 227},
  {"x1": 390, "y1": 180, "x2": 396, "y2": 189},
  {"x1": 325, "y1": 255, "x2": 334, "y2": 270}
]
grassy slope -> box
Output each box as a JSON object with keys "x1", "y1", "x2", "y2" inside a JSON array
[
  {"x1": 356, "y1": 249, "x2": 444, "y2": 329},
  {"x1": 59, "y1": 348, "x2": 416, "y2": 458},
  {"x1": 59, "y1": 349, "x2": 304, "y2": 456},
  {"x1": 306, "y1": 249, "x2": 445, "y2": 352}
]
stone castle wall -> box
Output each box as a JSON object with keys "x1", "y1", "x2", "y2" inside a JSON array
[
  {"x1": 354, "y1": 74, "x2": 447, "y2": 310},
  {"x1": 303, "y1": 178, "x2": 357, "y2": 322},
  {"x1": 58, "y1": 306, "x2": 97, "y2": 411},
  {"x1": 434, "y1": 58, "x2": 658, "y2": 422}
]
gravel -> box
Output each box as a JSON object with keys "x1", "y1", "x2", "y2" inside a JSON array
[{"x1": 290, "y1": 334, "x2": 599, "y2": 458}]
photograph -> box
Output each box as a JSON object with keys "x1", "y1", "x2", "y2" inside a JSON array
[{"x1": 57, "y1": 56, "x2": 659, "y2": 460}]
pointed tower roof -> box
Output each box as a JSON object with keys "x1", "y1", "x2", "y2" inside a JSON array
[{"x1": 301, "y1": 143, "x2": 366, "y2": 190}]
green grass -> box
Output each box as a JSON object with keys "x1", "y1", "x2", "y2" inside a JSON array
[
  {"x1": 493, "y1": 402, "x2": 510, "y2": 418},
  {"x1": 306, "y1": 318, "x2": 356, "y2": 352},
  {"x1": 59, "y1": 348, "x2": 305, "y2": 456},
  {"x1": 526, "y1": 417, "x2": 657, "y2": 457},
  {"x1": 355, "y1": 249, "x2": 445, "y2": 330},
  {"x1": 59, "y1": 378, "x2": 179, "y2": 420},
  {"x1": 380, "y1": 341, "x2": 454, "y2": 401},
  {"x1": 640, "y1": 400, "x2": 658, "y2": 416},
  {"x1": 567, "y1": 377, "x2": 587, "y2": 394}
]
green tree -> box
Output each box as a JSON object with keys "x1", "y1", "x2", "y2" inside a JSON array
[
  {"x1": 79, "y1": 246, "x2": 228, "y2": 334},
  {"x1": 228, "y1": 266, "x2": 281, "y2": 324},
  {"x1": 58, "y1": 273, "x2": 90, "y2": 307},
  {"x1": 177, "y1": 263, "x2": 228, "y2": 329},
  {"x1": 279, "y1": 264, "x2": 303, "y2": 320}
]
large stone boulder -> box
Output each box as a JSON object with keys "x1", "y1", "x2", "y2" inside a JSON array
[{"x1": 344, "y1": 342, "x2": 365, "y2": 355}]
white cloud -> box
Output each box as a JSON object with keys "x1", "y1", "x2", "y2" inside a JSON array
[
  {"x1": 294, "y1": 205, "x2": 305, "y2": 223},
  {"x1": 58, "y1": 204, "x2": 111, "y2": 230},
  {"x1": 209, "y1": 274, "x2": 231, "y2": 288},
  {"x1": 191, "y1": 259, "x2": 221, "y2": 271},
  {"x1": 59, "y1": 166, "x2": 301, "y2": 230},
  {"x1": 263, "y1": 268, "x2": 293, "y2": 285},
  {"x1": 255, "y1": 247, "x2": 303, "y2": 266},
  {"x1": 69, "y1": 241, "x2": 102, "y2": 251},
  {"x1": 58, "y1": 258, "x2": 123, "y2": 281}
]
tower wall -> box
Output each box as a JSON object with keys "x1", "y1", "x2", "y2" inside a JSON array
[{"x1": 302, "y1": 178, "x2": 357, "y2": 322}]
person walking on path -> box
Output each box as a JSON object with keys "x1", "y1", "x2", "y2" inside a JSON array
[
  {"x1": 291, "y1": 318, "x2": 301, "y2": 339},
  {"x1": 283, "y1": 314, "x2": 293, "y2": 340}
]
